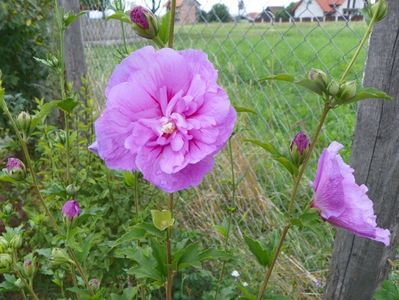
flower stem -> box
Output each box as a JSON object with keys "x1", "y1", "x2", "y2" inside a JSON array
[
  {"x1": 120, "y1": 20, "x2": 129, "y2": 55},
  {"x1": 68, "y1": 249, "x2": 93, "y2": 295},
  {"x1": 12, "y1": 254, "x2": 40, "y2": 300},
  {"x1": 167, "y1": 0, "x2": 177, "y2": 48},
  {"x1": 339, "y1": 2, "x2": 379, "y2": 83},
  {"x1": 166, "y1": 193, "x2": 174, "y2": 300},
  {"x1": 214, "y1": 138, "x2": 236, "y2": 300},
  {"x1": 257, "y1": 104, "x2": 330, "y2": 300}
]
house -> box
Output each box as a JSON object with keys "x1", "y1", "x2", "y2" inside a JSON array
[
  {"x1": 165, "y1": 0, "x2": 200, "y2": 24},
  {"x1": 293, "y1": 0, "x2": 363, "y2": 19},
  {"x1": 246, "y1": 12, "x2": 260, "y2": 22}
]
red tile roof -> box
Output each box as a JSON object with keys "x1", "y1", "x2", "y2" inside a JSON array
[{"x1": 294, "y1": 0, "x2": 345, "y2": 13}]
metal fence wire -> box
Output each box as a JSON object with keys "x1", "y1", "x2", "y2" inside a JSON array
[{"x1": 79, "y1": 0, "x2": 366, "y2": 297}]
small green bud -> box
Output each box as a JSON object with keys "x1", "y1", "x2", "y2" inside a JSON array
[
  {"x1": 14, "y1": 278, "x2": 24, "y2": 289},
  {"x1": 308, "y1": 68, "x2": 328, "y2": 86},
  {"x1": 10, "y1": 234, "x2": 22, "y2": 249},
  {"x1": 16, "y1": 112, "x2": 32, "y2": 136},
  {"x1": 371, "y1": 0, "x2": 388, "y2": 23},
  {"x1": 66, "y1": 184, "x2": 79, "y2": 195},
  {"x1": 51, "y1": 248, "x2": 74, "y2": 266},
  {"x1": 338, "y1": 81, "x2": 357, "y2": 102},
  {"x1": 151, "y1": 209, "x2": 174, "y2": 231},
  {"x1": 0, "y1": 253, "x2": 12, "y2": 269},
  {"x1": 327, "y1": 79, "x2": 340, "y2": 96},
  {"x1": 0, "y1": 237, "x2": 9, "y2": 251}
]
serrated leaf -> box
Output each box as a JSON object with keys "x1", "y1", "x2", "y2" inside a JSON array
[
  {"x1": 259, "y1": 73, "x2": 295, "y2": 82},
  {"x1": 346, "y1": 87, "x2": 391, "y2": 104},
  {"x1": 234, "y1": 105, "x2": 257, "y2": 114},
  {"x1": 106, "y1": 12, "x2": 131, "y2": 24},
  {"x1": 243, "y1": 236, "x2": 271, "y2": 267},
  {"x1": 149, "y1": 239, "x2": 167, "y2": 277},
  {"x1": 31, "y1": 100, "x2": 61, "y2": 129},
  {"x1": 159, "y1": 12, "x2": 170, "y2": 45},
  {"x1": 112, "y1": 223, "x2": 163, "y2": 248},
  {"x1": 64, "y1": 11, "x2": 87, "y2": 28},
  {"x1": 274, "y1": 156, "x2": 297, "y2": 176}
]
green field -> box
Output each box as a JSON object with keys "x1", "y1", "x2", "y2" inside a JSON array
[{"x1": 84, "y1": 21, "x2": 368, "y2": 298}]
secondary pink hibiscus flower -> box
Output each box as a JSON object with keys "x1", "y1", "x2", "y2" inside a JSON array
[
  {"x1": 91, "y1": 46, "x2": 236, "y2": 192},
  {"x1": 312, "y1": 142, "x2": 390, "y2": 246}
]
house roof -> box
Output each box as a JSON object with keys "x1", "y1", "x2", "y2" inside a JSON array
[
  {"x1": 164, "y1": 0, "x2": 200, "y2": 8},
  {"x1": 247, "y1": 12, "x2": 260, "y2": 20},
  {"x1": 293, "y1": 0, "x2": 345, "y2": 13}
]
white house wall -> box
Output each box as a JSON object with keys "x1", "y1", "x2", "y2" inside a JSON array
[{"x1": 294, "y1": 1, "x2": 325, "y2": 18}]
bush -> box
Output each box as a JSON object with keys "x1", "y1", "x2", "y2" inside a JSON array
[{"x1": 0, "y1": 0, "x2": 52, "y2": 111}]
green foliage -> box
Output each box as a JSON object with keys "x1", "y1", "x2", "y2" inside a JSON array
[
  {"x1": 0, "y1": 0, "x2": 52, "y2": 104},
  {"x1": 374, "y1": 278, "x2": 399, "y2": 300}
]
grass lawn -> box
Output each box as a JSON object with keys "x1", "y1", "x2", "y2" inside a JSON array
[{"x1": 84, "y1": 21, "x2": 368, "y2": 298}]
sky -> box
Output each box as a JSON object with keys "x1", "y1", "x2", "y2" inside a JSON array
[{"x1": 133, "y1": 0, "x2": 295, "y2": 15}]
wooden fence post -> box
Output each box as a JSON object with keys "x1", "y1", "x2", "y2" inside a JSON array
[
  {"x1": 324, "y1": 1, "x2": 399, "y2": 299},
  {"x1": 59, "y1": 0, "x2": 86, "y2": 93}
]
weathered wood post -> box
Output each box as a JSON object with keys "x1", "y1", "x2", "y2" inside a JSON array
[
  {"x1": 324, "y1": 1, "x2": 399, "y2": 299},
  {"x1": 59, "y1": 0, "x2": 87, "y2": 93}
]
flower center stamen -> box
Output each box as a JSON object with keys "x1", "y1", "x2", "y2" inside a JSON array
[{"x1": 161, "y1": 121, "x2": 176, "y2": 135}]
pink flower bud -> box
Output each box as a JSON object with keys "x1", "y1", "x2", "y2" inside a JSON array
[
  {"x1": 130, "y1": 6, "x2": 149, "y2": 29},
  {"x1": 290, "y1": 131, "x2": 309, "y2": 155},
  {"x1": 6, "y1": 158, "x2": 25, "y2": 172},
  {"x1": 62, "y1": 200, "x2": 80, "y2": 220}
]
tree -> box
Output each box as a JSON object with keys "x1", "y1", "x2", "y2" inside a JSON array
[
  {"x1": 198, "y1": 9, "x2": 208, "y2": 23},
  {"x1": 80, "y1": 0, "x2": 109, "y2": 10},
  {"x1": 145, "y1": 0, "x2": 161, "y2": 14},
  {"x1": 208, "y1": 4, "x2": 232, "y2": 23}
]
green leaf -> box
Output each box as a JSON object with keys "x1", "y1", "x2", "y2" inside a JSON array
[
  {"x1": 237, "y1": 286, "x2": 257, "y2": 300},
  {"x1": 112, "y1": 223, "x2": 163, "y2": 248},
  {"x1": 106, "y1": 12, "x2": 131, "y2": 24},
  {"x1": 149, "y1": 239, "x2": 167, "y2": 278},
  {"x1": 234, "y1": 105, "x2": 257, "y2": 114},
  {"x1": 158, "y1": 12, "x2": 170, "y2": 45},
  {"x1": 31, "y1": 100, "x2": 61, "y2": 129},
  {"x1": 63, "y1": 11, "x2": 87, "y2": 28},
  {"x1": 244, "y1": 139, "x2": 280, "y2": 156},
  {"x1": 259, "y1": 73, "x2": 295, "y2": 82},
  {"x1": 151, "y1": 210, "x2": 174, "y2": 231},
  {"x1": 199, "y1": 248, "x2": 232, "y2": 262},
  {"x1": 57, "y1": 97, "x2": 79, "y2": 113},
  {"x1": 0, "y1": 172, "x2": 18, "y2": 183},
  {"x1": 346, "y1": 87, "x2": 391, "y2": 104},
  {"x1": 123, "y1": 172, "x2": 136, "y2": 187},
  {"x1": 374, "y1": 280, "x2": 399, "y2": 300},
  {"x1": 243, "y1": 236, "x2": 271, "y2": 267},
  {"x1": 214, "y1": 224, "x2": 228, "y2": 238},
  {"x1": 127, "y1": 246, "x2": 164, "y2": 282},
  {"x1": 245, "y1": 139, "x2": 297, "y2": 175},
  {"x1": 173, "y1": 242, "x2": 201, "y2": 271}
]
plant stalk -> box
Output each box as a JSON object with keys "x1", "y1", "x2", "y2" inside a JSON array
[
  {"x1": 214, "y1": 138, "x2": 236, "y2": 300},
  {"x1": 166, "y1": 193, "x2": 174, "y2": 300},
  {"x1": 167, "y1": 0, "x2": 177, "y2": 48},
  {"x1": 257, "y1": 104, "x2": 330, "y2": 300}
]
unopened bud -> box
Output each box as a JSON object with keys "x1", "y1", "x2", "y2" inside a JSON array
[
  {"x1": 66, "y1": 184, "x2": 79, "y2": 196},
  {"x1": 23, "y1": 259, "x2": 35, "y2": 278},
  {"x1": 371, "y1": 0, "x2": 388, "y2": 23},
  {"x1": 51, "y1": 248, "x2": 74, "y2": 266},
  {"x1": 308, "y1": 69, "x2": 328, "y2": 86},
  {"x1": 327, "y1": 80, "x2": 340, "y2": 96},
  {"x1": 89, "y1": 278, "x2": 100, "y2": 290},
  {"x1": 62, "y1": 200, "x2": 80, "y2": 220},
  {"x1": 338, "y1": 81, "x2": 357, "y2": 103},
  {"x1": 0, "y1": 253, "x2": 12, "y2": 269},
  {"x1": 14, "y1": 278, "x2": 24, "y2": 288},
  {"x1": 0, "y1": 237, "x2": 9, "y2": 252},
  {"x1": 130, "y1": 6, "x2": 159, "y2": 40},
  {"x1": 16, "y1": 112, "x2": 32, "y2": 136},
  {"x1": 290, "y1": 131, "x2": 310, "y2": 166},
  {"x1": 4, "y1": 157, "x2": 26, "y2": 181},
  {"x1": 10, "y1": 234, "x2": 22, "y2": 249}
]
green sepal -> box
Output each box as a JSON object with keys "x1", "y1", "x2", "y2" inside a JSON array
[{"x1": 151, "y1": 210, "x2": 174, "y2": 231}]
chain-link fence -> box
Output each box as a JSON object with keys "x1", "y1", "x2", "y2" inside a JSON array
[{"x1": 78, "y1": 1, "x2": 367, "y2": 297}]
